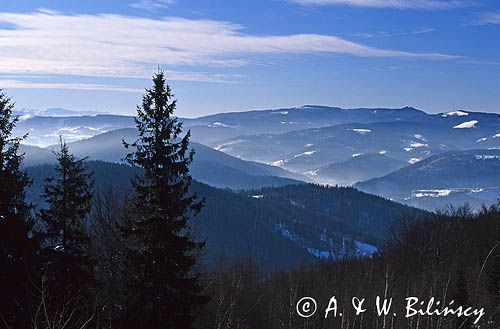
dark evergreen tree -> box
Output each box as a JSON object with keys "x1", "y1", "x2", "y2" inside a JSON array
[
  {"x1": 121, "y1": 71, "x2": 206, "y2": 328},
  {"x1": 0, "y1": 90, "x2": 37, "y2": 328},
  {"x1": 37, "y1": 140, "x2": 95, "y2": 326}
]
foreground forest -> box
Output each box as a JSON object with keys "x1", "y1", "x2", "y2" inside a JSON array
[
  {"x1": 20, "y1": 159, "x2": 500, "y2": 329},
  {"x1": 1, "y1": 74, "x2": 499, "y2": 329},
  {"x1": 199, "y1": 204, "x2": 500, "y2": 329}
]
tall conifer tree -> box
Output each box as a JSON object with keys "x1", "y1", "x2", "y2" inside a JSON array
[
  {"x1": 0, "y1": 90, "x2": 37, "y2": 328},
  {"x1": 122, "y1": 71, "x2": 206, "y2": 328},
  {"x1": 38, "y1": 140, "x2": 94, "y2": 325}
]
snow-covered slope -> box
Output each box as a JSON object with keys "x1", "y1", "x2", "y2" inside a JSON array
[{"x1": 355, "y1": 149, "x2": 500, "y2": 211}]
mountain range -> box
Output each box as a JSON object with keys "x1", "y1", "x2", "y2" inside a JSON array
[
  {"x1": 13, "y1": 105, "x2": 499, "y2": 269},
  {"x1": 13, "y1": 105, "x2": 500, "y2": 210}
]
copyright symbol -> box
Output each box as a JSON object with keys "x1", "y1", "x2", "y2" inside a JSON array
[{"x1": 296, "y1": 297, "x2": 317, "y2": 318}]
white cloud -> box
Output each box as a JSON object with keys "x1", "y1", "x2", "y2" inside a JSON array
[
  {"x1": 0, "y1": 79, "x2": 142, "y2": 93},
  {"x1": 130, "y1": 0, "x2": 176, "y2": 11},
  {"x1": 292, "y1": 0, "x2": 472, "y2": 9},
  {"x1": 471, "y1": 11, "x2": 500, "y2": 25},
  {"x1": 0, "y1": 70, "x2": 241, "y2": 92},
  {"x1": 0, "y1": 10, "x2": 460, "y2": 83}
]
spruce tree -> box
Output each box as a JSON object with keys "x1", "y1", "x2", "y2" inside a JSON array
[
  {"x1": 38, "y1": 140, "x2": 94, "y2": 324},
  {"x1": 122, "y1": 71, "x2": 206, "y2": 328},
  {"x1": 0, "y1": 90, "x2": 37, "y2": 328}
]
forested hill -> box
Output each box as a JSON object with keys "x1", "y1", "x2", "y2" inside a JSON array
[
  {"x1": 25, "y1": 161, "x2": 424, "y2": 270},
  {"x1": 241, "y1": 184, "x2": 426, "y2": 245}
]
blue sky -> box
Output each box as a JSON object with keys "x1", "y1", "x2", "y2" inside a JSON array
[{"x1": 0, "y1": 0, "x2": 499, "y2": 117}]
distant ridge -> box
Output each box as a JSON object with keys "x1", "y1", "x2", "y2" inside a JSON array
[
  {"x1": 355, "y1": 149, "x2": 500, "y2": 211},
  {"x1": 21, "y1": 128, "x2": 307, "y2": 190}
]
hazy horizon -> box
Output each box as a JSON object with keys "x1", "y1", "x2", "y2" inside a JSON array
[{"x1": 12, "y1": 103, "x2": 500, "y2": 119}]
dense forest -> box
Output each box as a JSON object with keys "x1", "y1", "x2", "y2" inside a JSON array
[
  {"x1": 1, "y1": 74, "x2": 499, "y2": 329},
  {"x1": 198, "y1": 204, "x2": 500, "y2": 329},
  {"x1": 25, "y1": 160, "x2": 432, "y2": 269}
]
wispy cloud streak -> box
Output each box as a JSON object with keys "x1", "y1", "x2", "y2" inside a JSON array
[
  {"x1": 130, "y1": 0, "x2": 176, "y2": 11},
  {"x1": 291, "y1": 0, "x2": 473, "y2": 10},
  {"x1": 0, "y1": 10, "x2": 460, "y2": 83},
  {"x1": 352, "y1": 27, "x2": 436, "y2": 38}
]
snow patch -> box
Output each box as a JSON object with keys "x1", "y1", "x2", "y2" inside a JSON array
[
  {"x1": 442, "y1": 110, "x2": 468, "y2": 117},
  {"x1": 269, "y1": 159, "x2": 285, "y2": 167},
  {"x1": 268, "y1": 151, "x2": 316, "y2": 167},
  {"x1": 214, "y1": 139, "x2": 245, "y2": 151},
  {"x1": 275, "y1": 223, "x2": 300, "y2": 242},
  {"x1": 208, "y1": 122, "x2": 236, "y2": 128},
  {"x1": 414, "y1": 189, "x2": 452, "y2": 198},
  {"x1": 306, "y1": 240, "x2": 377, "y2": 260},
  {"x1": 476, "y1": 134, "x2": 500, "y2": 142},
  {"x1": 293, "y1": 151, "x2": 316, "y2": 158},
  {"x1": 453, "y1": 120, "x2": 478, "y2": 129},
  {"x1": 475, "y1": 154, "x2": 500, "y2": 160},
  {"x1": 350, "y1": 128, "x2": 372, "y2": 135},
  {"x1": 410, "y1": 141, "x2": 428, "y2": 148},
  {"x1": 355, "y1": 241, "x2": 378, "y2": 257},
  {"x1": 414, "y1": 134, "x2": 427, "y2": 142}
]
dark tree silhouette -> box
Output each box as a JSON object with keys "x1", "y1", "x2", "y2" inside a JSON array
[
  {"x1": 37, "y1": 140, "x2": 95, "y2": 327},
  {"x1": 0, "y1": 90, "x2": 37, "y2": 328},
  {"x1": 121, "y1": 71, "x2": 206, "y2": 328}
]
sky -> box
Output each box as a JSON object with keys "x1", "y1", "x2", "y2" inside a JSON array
[{"x1": 0, "y1": 0, "x2": 499, "y2": 117}]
